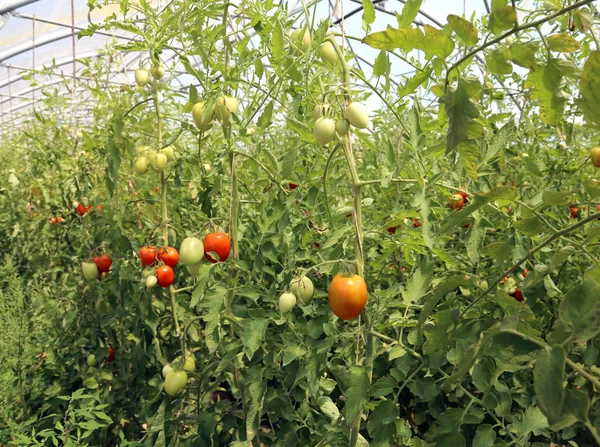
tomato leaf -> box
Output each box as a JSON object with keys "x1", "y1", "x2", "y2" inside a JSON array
[
  {"x1": 362, "y1": 0, "x2": 375, "y2": 34},
  {"x1": 534, "y1": 345, "x2": 566, "y2": 423},
  {"x1": 396, "y1": 0, "x2": 422, "y2": 29},
  {"x1": 578, "y1": 51, "x2": 600, "y2": 129},
  {"x1": 442, "y1": 77, "x2": 480, "y2": 152},
  {"x1": 559, "y1": 278, "x2": 600, "y2": 342},
  {"x1": 343, "y1": 366, "x2": 369, "y2": 427},
  {"x1": 447, "y1": 15, "x2": 478, "y2": 46}
]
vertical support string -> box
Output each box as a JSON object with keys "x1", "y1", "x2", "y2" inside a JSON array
[
  {"x1": 32, "y1": 15, "x2": 35, "y2": 107},
  {"x1": 70, "y1": 0, "x2": 76, "y2": 123}
]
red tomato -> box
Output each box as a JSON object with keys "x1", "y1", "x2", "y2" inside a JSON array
[
  {"x1": 156, "y1": 265, "x2": 174, "y2": 287},
  {"x1": 387, "y1": 226, "x2": 398, "y2": 234},
  {"x1": 158, "y1": 246, "x2": 179, "y2": 267},
  {"x1": 93, "y1": 255, "x2": 112, "y2": 273},
  {"x1": 511, "y1": 288, "x2": 524, "y2": 302},
  {"x1": 50, "y1": 217, "x2": 58, "y2": 224},
  {"x1": 313, "y1": 242, "x2": 320, "y2": 249},
  {"x1": 457, "y1": 191, "x2": 469, "y2": 203},
  {"x1": 203, "y1": 232, "x2": 231, "y2": 263},
  {"x1": 449, "y1": 194, "x2": 464, "y2": 210},
  {"x1": 96, "y1": 205, "x2": 103, "y2": 214},
  {"x1": 464, "y1": 222, "x2": 472, "y2": 228},
  {"x1": 77, "y1": 203, "x2": 92, "y2": 216},
  {"x1": 570, "y1": 207, "x2": 579, "y2": 219},
  {"x1": 523, "y1": 268, "x2": 529, "y2": 277},
  {"x1": 57, "y1": 217, "x2": 65, "y2": 223},
  {"x1": 107, "y1": 346, "x2": 115, "y2": 363},
  {"x1": 140, "y1": 246, "x2": 157, "y2": 266},
  {"x1": 412, "y1": 219, "x2": 421, "y2": 228},
  {"x1": 328, "y1": 273, "x2": 368, "y2": 320},
  {"x1": 288, "y1": 183, "x2": 299, "y2": 190}
]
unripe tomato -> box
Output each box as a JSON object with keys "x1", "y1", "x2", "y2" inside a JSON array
[
  {"x1": 87, "y1": 354, "x2": 97, "y2": 367},
  {"x1": 479, "y1": 280, "x2": 489, "y2": 289},
  {"x1": 183, "y1": 353, "x2": 195, "y2": 372},
  {"x1": 245, "y1": 127, "x2": 256, "y2": 136},
  {"x1": 134, "y1": 157, "x2": 150, "y2": 175},
  {"x1": 449, "y1": 194, "x2": 465, "y2": 210},
  {"x1": 213, "y1": 103, "x2": 231, "y2": 123},
  {"x1": 156, "y1": 265, "x2": 175, "y2": 287},
  {"x1": 135, "y1": 68, "x2": 150, "y2": 86},
  {"x1": 290, "y1": 276, "x2": 314, "y2": 304},
  {"x1": 82, "y1": 262, "x2": 99, "y2": 281},
  {"x1": 187, "y1": 263, "x2": 201, "y2": 276},
  {"x1": 146, "y1": 275, "x2": 158, "y2": 288},
  {"x1": 328, "y1": 274, "x2": 368, "y2": 320},
  {"x1": 159, "y1": 146, "x2": 174, "y2": 161},
  {"x1": 158, "y1": 246, "x2": 179, "y2": 267},
  {"x1": 344, "y1": 103, "x2": 369, "y2": 129},
  {"x1": 107, "y1": 346, "x2": 115, "y2": 363},
  {"x1": 570, "y1": 206, "x2": 579, "y2": 219},
  {"x1": 313, "y1": 103, "x2": 331, "y2": 120},
  {"x1": 320, "y1": 41, "x2": 337, "y2": 64},
  {"x1": 203, "y1": 232, "x2": 231, "y2": 263},
  {"x1": 179, "y1": 237, "x2": 204, "y2": 265},
  {"x1": 216, "y1": 95, "x2": 239, "y2": 114},
  {"x1": 290, "y1": 28, "x2": 311, "y2": 53},
  {"x1": 162, "y1": 364, "x2": 173, "y2": 378},
  {"x1": 591, "y1": 147, "x2": 600, "y2": 167},
  {"x1": 152, "y1": 153, "x2": 168, "y2": 172},
  {"x1": 335, "y1": 119, "x2": 350, "y2": 137},
  {"x1": 151, "y1": 64, "x2": 165, "y2": 79},
  {"x1": 279, "y1": 292, "x2": 297, "y2": 313},
  {"x1": 314, "y1": 118, "x2": 336, "y2": 146},
  {"x1": 93, "y1": 255, "x2": 112, "y2": 273},
  {"x1": 137, "y1": 145, "x2": 152, "y2": 155},
  {"x1": 77, "y1": 203, "x2": 92, "y2": 216},
  {"x1": 140, "y1": 246, "x2": 158, "y2": 266},
  {"x1": 165, "y1": 370, "x2": 187, "y2": 396},
  {"x1": 192, "y1": 101, "x2": 213, "y2": 131}
]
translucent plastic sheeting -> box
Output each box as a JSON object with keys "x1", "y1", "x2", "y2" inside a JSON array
[{"x1": 0, "y1": 0, "x2": 488, "y2": 128}]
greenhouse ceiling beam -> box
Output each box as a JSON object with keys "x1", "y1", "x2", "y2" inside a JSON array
[
  {"x1": 0, "y1": 0, "x2": 39, "y2": 15},
  {"x1": 0, "y1": 29, "x2": 79, "y2": 63}
]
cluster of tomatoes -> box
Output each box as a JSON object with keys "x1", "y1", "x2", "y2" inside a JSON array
[
  {"x1": 49, "y1": 216, "x2": 65, "y2": 224},
  {"x1": 81, "y1": 254, "x2": 113, "y2": 282},
  {"x1": 76, "y1": 203, "x2": 102, "y2": 217},
  {"x1": 139, "y1": 232, "x2": 231, "y2": 289},
  {"x1": 498, "y1": 268, "x2": 529, "y2": 302}
]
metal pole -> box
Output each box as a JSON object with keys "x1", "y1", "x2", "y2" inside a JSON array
[{"x1": 0, "y1": 0, "x2": 39, "y2": 15}]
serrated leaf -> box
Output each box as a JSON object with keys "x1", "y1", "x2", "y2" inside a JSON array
[
  {"x1": 457, "y1": 139, "x2": 480, "y2": 180},
  {"x1": 373, "y1": 50, "x2": 390, "y2": 78},
  {"x1": 362, "y1": 0, "x2": 375, "y2": 34},
  {"x1": 483, "y1": 120, "x2": 514, "y2": 162},
  {"x1": 559, "y1": 278, "x2": 600, "y2": 342},
  {"x1": 486, "y1": 49, "x2": 513, "y2": 75},
  {"x1": 287, "y1": 118, "x2": 315, "y2": 143},
  {"x1": 547, "y1": 33, "x2": 580, "y2": 53},
  {"x1": 447, "y1": 15, "x2": 478, "y2": 46},
  {"x1": 363, "y1": 25, "x2": 423, "y2": 51},
  {"x1": 550, "y1": 246, "x2": 576, "y2": 270},
  {"x1": 488, "y1": 1, "x2": 517, "y2": 34},
  {"x1": 271, "y1": 21, "x2": 284, "y2": 60},
  {"x1": 513, "y1": 217, "x2": 544, "y2": 236},
  {"x1": 344, "y1": 366, "x2": 369, "y2": 427},
  {"x1": 466, "y1": 218, "x2": 484, "y2": 263},
  {"x1": 442, "y1": 77, "x2": 480, "y2": 152},
  {"x1": 402, "y1": 256, "x2": 433, "y2": 304},
  {"x1": 579, "y1": 51, "x2": 600, "y2": 129},
  {"x1": 549, "y1": 388, "x2": 590, "y2": 430},
  {"x1": 524, "y1": 59, "x2": 565, "y2": 125},
  {"x1": 508, "y1": 42, "x2": 537, "y2": 70},
  {"x1": 282, "y1": 345, "x2": 306, "y2": 366},
  {"x1": 397, "y1": 68, "x2": 432, "y2": 98},
  {"x1": 239, "y1": 318, "x2": 269, "y2": 360},
  {"x1": 396, "y1": 0, "x2": 422, "y2": 28},
  {"x1": 472, "y1": 424, "x2": 496, "y2": 447},
  {"x1": 258, "y1": 101, "x2": 274, "y2": 129}
]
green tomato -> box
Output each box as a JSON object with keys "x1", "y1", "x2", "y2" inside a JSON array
[
  {"x1": 186, "y1": 263, "x2": 202, "y2": 276},
  {"x1": 162, "y1": 364, "x2": 173, "y2": 378},
  {"x1": 290, "y1": 28, "x2": 311, "y2": 53},
  {"x1": 87, "y1": 354, "x2": 97, "y2": 367},
  {"x1": 212, "y1": 103, "x2": 231, "y2": 124},
  {"x1": 290, "y1": 276, "x2": 314, "y2": 304},
  {"x1": 192, "y1": 101, "x2": 213, "y2": 131},
  {"x1": 479, "y1": 280, "x2": 489, "y2": 290},
  {"x1": 82, "y1": 262, "x2": 99, "y2": 281},
  {"x1": 135, "y1": 68, "x2": 150, "y2": 86},
  {"x1": 279, "y1": 292, "x2": 297, "y2": 313},
  {"x1": 180, "y1": 237, "x2": 204, "y2": 266},
  {"x1": 320, "y1": 41, "x2": 337, "y2": 64},
  {"x1": 344, "y1": 102, "x2": 369, "y2": 129},
  {"x1": 335, "y1": 119, "x2": 350, "y2": 137},
  {"x1": 314, "y1": 118, "x2": 336, "y2": 146},
  {"x1": 152, "y1": 153, "x2": 168, "y2": 172},
  {"x1": 151, "y1": 64, "x2": 165, "y2": 79},
  {"x1": 137, "y1": 145, "x2": 152, "y2": 155},
  {"x1": 146, "y1": 275, "x2": 158, "y2": 288},
  {"x1": 164, "y1": 370, "x2": 187, "y2": 396},
  {"x1": 159, "y1": 146, "x2": 174, "y2": 161},
  {"x1": 183, "y1": 353, "x2": 196, "y2": 372},
  {"x1": 133, "y1": 157, "x2": 150, "y2": 175},
  {"x1": 313, "y1": 103, "x2": 331, "y2": 120},
  {"x1": 217, "y1": 95, "x2": 239, "y2": 114}
]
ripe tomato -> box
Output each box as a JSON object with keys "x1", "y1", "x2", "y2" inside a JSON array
[
  {"x1": 77, "y1": 203, "x2": 92, "y2": 216},
  {"x1": 158, "y1": 246, "x2": 179, "y2": 267},
  {"x1": 140, "y1": 246, "x2": 158, "y2": 266},
  {"x1": 288, "y1": 183, "x2": 299, "y2": 190},
  {"x1": 387, "y1": 225, "x2": 398, "y2": 234},
  {"x1": 57, "y1": 217, "x2": 65, "y2": 223},
  {"x1": 203, "y1": 232, "x2": 231, "y2": 263},
  {"x1": 523, "y1": 268, "x2": 529, "y2": 277},
  {"x1": 412, "y1": 219, "x2": 421, "y2": 228},
  {"x1": 93, "y1": 255, "x2": 112, "y2": 273},
  {"x1": 448, "y1": 194, "x2": 464, "y2": 210},
  {"x1": 591, "y1": 146, "x2": 600, "y2": 167},
  {"x1": 464, "y1": 222, "x2": 472, "y2": 228},
  {"x1": 328, "y1": 273, "x2": 368, "y2": 320},
  {"x1": 570, "y1": 207, "x2": 579, "y2": 219},
  {"x1": 511, "y1": 288, "x2": 524, "y2": 302},
  {"x1": 457, "y1": 191, "x2": 469, "y2": 202},
  {"x1": 107, "y1": 346, "x2": 115, "y2": 363},
  {"x1": 96, "y1": 205, "x2": 103, "y2": 214},
  {"x1": 50, "y1": 217, "x2": 58, "y2": 224},
  {"x1": 156, "y1": 265, "x2": 174, "y2": 287}
]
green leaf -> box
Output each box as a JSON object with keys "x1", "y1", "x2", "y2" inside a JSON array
[
  {"x1": 541, "y1": 190, "x2": 571, "y2": 206},
  {"x1": 559, "y1": 278, "x2": 600, "y2": 342},
  {"x1": 258, "y1": 101, "x2": 274, "y2": 129},
  {"x1": 344, "y1": 366, "x2": 370, "y2": 426},
  {"x1": 534, "y1": 345, "x2": 565, "y2": 423},
  {"x1": 402, "y1": 255, "x2": 433, "y2": 304},
  {"x1": 488, "y1": 0, "x2": 517, "y2": 34},
  {"x1": 369, "y1": 376, "x2": 398, "y2": 397},
  {"x1": 363, "y1": 26, "x2": 423, "y2": 51},
  {"x1": 396, "y1": 0, "x2": 422, "y2": 29},
  {"x1": 579, "y1": 51, "x2": 600, "y2": 129},
  {"x1": 286, "y1": 118, "x2": 315, "y2": 143},
  {"x1": 244, "y1": 365, "x2": 265, "y2": 441},
  {"x1": 397, "y1": 68, "x2": 432, "y2": 98},
  {"x1": 508, "y1": 42, "x2": 537, "y2": 70},
  {"x1": 466, "y1": 218, "x2": 484, "y2": 263},
  {"x1": 82, "y1": 377, "x2": 98, "y2": 389},
  {"x1": 472, "y1": 424, "x2": 496, "y2": 447},
  {"x1": 486, "y1": 49, "x2": 513, "y2": 75},
  {"x1": 271, "y1": 21, "x2": 284, "y2": 60},
  {"x1": 447, "y1": 15, "x2": 478, "y2": 46},
  {"x1": 423, "y1": 309, "x2": 458, "y2": 355},
  {"x1": 442, "y1": 77, "x2": 480, "y2": 151},
  {"x1": 524, "y1": 59, "x2": 565, "y2": 125},
  {"x1": 282, "y1": 345, "x2": 307, "y2": 366},
  {"x1": 457, "y1": 139, "x2": 480, "y2": 180},
  {"x1": 435, "y1": 430, "x2": 466, "y2": 447},
  {"x1": 317, "y1": 396, "x2": 340, "y2": 421},
  {"x1": 362, "y1": 0, "x2": 375, "y2": 34},
  {"x1": 547, "y1": 33, "x2": 581, "y2": 53},
  {"x1": 512, "y1": 406, "x2": 549, "y2": 438},
  {"x1": 367, "y1": 399, "x2": 397, "y2": 434},
  {"x1": 373, "y1": 51, "x2": 390, "y2": 78},
  {"x1": 550, "y1": 246, "x2": 576, "y2": 270},
  {"x1": 421, "y1": 25, "x2": 456, "y2": 60},
  {"x1": 583, "y1": 179, "x2": 600, "y2": 198},
  {"x1": 548, "y1": 388, "x2": 590, "y2": 430},
  {"x1": 513, "y1": 217, "x2": 544, "y2": 236},
  {"x1": 573, "y1": 7, "x2": 593, "y2": 32},
  {"x1": 483, "y1": 120, "x2": 514, "y2": 163}
]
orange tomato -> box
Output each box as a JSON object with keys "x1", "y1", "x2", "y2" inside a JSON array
[{"x1": 328, "y1": 273, "x2": 368, "y2": 320}]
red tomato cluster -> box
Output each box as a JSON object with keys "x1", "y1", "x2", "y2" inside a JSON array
[
  {"x1": 140, "y1": 246, "x2": 158, "y2": 266},
  {"x1": 77, "y1": 203, "x2": 92, "y2": 216},
  {"x1": 49, "y1": 217, "x2": 65, "y2": 224}
]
